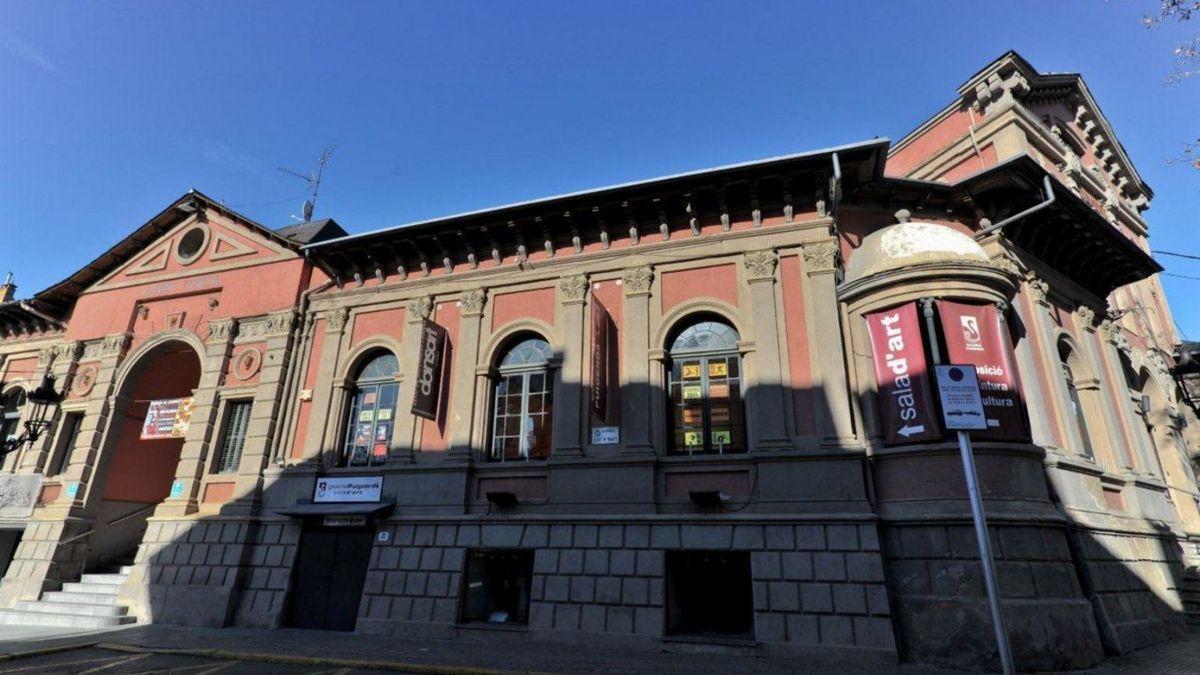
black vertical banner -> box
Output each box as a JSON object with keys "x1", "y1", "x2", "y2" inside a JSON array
[
  {"x1": 411, "y1": 319, "x2": 447, "y2": 420},
  {"x1": 590, "y1": 298, "x2": 610, "y2": 422}
]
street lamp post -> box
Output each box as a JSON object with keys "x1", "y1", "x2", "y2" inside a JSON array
[{"x1": 0, "y1": 374, "x2": 65, "y2": 461}]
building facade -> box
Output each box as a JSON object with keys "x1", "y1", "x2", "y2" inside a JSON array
[{"x1": 0, "y1": 52, "x2": 1197, "y2": 670}]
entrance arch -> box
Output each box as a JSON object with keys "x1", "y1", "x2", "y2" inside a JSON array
[{"x1": 85, "y1": 337, "x2": 202, "y2": 571}]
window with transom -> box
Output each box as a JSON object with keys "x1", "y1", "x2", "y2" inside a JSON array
[
  {"x1": 667, "y1": 318, "x2": 745, "y2": 455},
  {"x1": 1058, "y1": 341, "x2": 1094, "y2": 461},
  {"x1": 489, "y1": 336, "x2": 553, "y2": 461},
  {"x1": 341, "y1": 351, "x2": 399, "y2": 467}
]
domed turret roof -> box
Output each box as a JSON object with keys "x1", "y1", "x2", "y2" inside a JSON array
[{"x1": 843, "y1": 221, "x2": 991, "y2": 283}]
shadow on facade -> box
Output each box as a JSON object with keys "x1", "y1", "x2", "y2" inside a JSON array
[{"x1": 31, "y1": 366, "x2": 1190, "y2": 671}]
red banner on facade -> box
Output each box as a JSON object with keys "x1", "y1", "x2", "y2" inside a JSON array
[
  {"x1": 936, "y1": 300, "x2": 1028, "y2": 441},
  {"x1": 864, "y1": 303, "x2": 941, "y2": 445},
  {"x1": 590, "y1": 297, "x2": 610, "y2": 422}
]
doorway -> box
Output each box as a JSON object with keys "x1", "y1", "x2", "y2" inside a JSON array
[
  {"x1": 0, "y1": 528, "x2": 22, "y2": 579},
  {"x1": 285, "y1": 522, "x2": 375, "y2": 631}
]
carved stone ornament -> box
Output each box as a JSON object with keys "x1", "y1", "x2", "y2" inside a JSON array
[
  {"x1": 37, "y1": 347, "x2": 55, "y2": 366},
  {"x1": 52, "y1": 342, "x2": 79, "y2": 362},
  {"x1": 406, "y1": 297, "x2": 433, "y2": 321},
  {"x1": 1099, "y1": 320, "x2": 1131, "y2": 353},
  {"x1": 206, "y1": 318, "x2": 238, "y2": 344},
  {"x1": 265, "y1": 310, "x2": 295, "y2": 337},
  {"x1": 801, "y1": 241, "x2": 838, "y2": 273},
  {"x1": 100, "y1": 334, "x2": 129, "y2": 359},
  {"x1": 1074, "y1": 305, "x2": 1097, "y2": 330},
  {"x1": 325, "y1": 307, "x2": 350, "y2": 332},
  {"x1": 743, "y1": 250, "x2": 778, "y2": 281},
  {"x1": 72, "y1": 364, "x2": 99, "y2": 397},
  {"x1": 232, "y1": 347, "x2": 263, "y2": 381},
  {"x1": 1026, "y1": 277, "x2": 1049, "y2": 304},
  {"x1": 622, "y1": 266, "x2": 653, "y2": 294},
  {"x1": 559, "y1": 274, "x2": 589, "y2": 302},
  {"x1": 990, "y1": 254, "x2": 1022, "y2": 278},
  {"x1": 461, "y1": 289, "x2": 487, "y2": 315},
  {"x1": 1146, "y1": 350, "x2": 1172, "y2": 380}
]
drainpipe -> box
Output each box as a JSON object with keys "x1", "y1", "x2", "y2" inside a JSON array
[
  {"x1": 269, "y1": 269, "x2": 335, "y2": 465},
  {"x1": 830, "y1": 152, "x2": 843, "y2": 218},
  {"x1": 974, "y1": 175, "x2": 1056, "y2": 240}
]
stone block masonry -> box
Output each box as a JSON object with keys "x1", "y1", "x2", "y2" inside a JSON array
[{"x1": 354, "y1": 519, "x2": 895, "y2": 658}]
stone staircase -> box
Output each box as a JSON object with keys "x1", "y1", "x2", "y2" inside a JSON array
[
  {"x1": 1180, "y1": 567, "x2": 1200, "y2": 626},
  {"x1": 0, "y1": 566, "x2": 136, "y2": 629}
]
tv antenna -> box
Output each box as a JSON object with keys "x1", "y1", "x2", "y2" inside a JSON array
[{"x1": 279, "y1": 146, "x2": 334, "y2": 222}]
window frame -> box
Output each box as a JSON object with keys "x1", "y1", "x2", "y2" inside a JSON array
[
  {"x1": 46, "y1": 410, "x2": 84, "y2": 478},
  {"x1": 1058, "y1": 343, "x2": 1095, "y2": 461},
  {"x1": 213, "y1": 399, "x2": 253, "y2": 474},
  {"x1": 665, "y1": 319, "x2": 746, "y2": 456},
  {"x1": 488, "y1": 336, "x2": 554, "y2": 462},
  {"x1": 339, "y1": 351, "x2": 400, "y2": 468}
]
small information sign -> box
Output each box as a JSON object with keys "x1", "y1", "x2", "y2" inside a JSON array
[
  {"x1": 935, "y1": 365, "x2": 988, "y2": 431},
  {"x1": 591, "y1": 426, "x2": 620, "y2": 445},
  {"x1": 314, "y1": 475, "x2": 383, "y2": 503}
]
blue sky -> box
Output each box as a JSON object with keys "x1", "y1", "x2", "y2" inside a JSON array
[{"x1": 2, "y1": 1, "x2": 1198, "y2": 338}]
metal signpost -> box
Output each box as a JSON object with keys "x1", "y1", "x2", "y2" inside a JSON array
[{"x1": 934, "y1": 363, "x2": 1015, "y2": 675}]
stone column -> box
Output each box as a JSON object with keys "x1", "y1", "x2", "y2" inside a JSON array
[
  {"x1": 742, "y1": 250, "x2": 790, "y2": 449},
  {"x1": 158, "y1": 320, "x2": 237, "y2": 517},
  {"x1": 620, "y1": 266, "x2": 655, "y2": 456},
  {"x1": 447, "y1": 289, "x2": 486, "y2": 462},
  {"x1": 73, "y1": 333, "x2": 131, "y2": 512},
  {"x1": 301, "y1": 308, "x2": 349, "y2": 463},
  {"x1": 1023, "y1": 276, "x2": 1073, "y2": 457},
  {"x1": 1008, "y1": 282, "x2": 1056, "y2": 450},
  {"x1": 551, "y1": 273, "x2": 588, "y2": 457},
  {"x1": 227, "y1": 311, "x2": 296, "y2": 514},
  {"x1": 1073, "y1": 305, "x2": 1122, "y2": 468},
  {"x1": 801, "y1": 241, "x2": 855, "y2": 447},
  {"x1": 393, "y1": 296, "x2": 433, "y2": 462},
  {"x1": 1097, "y1": 320, "x2": 1149, "y2": 472}
]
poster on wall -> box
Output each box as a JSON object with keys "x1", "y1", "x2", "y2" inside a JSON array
[
  {"x1": 863, "y1": 303, "x2": 942, "y2": 445},
  {"x1": 140, "y1": 397, "x2": 195, "y2": 440},
  {"x1": 411, "y1": 319, "x2": 447, "y2": 420},
  {"x1": 936, "y1": 300, "x2": 1029, "y2": 441},
  {"x1": 590, "y1": 298, "x2": 610, "y2": 423}
]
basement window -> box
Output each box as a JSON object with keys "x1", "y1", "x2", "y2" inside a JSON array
[
  {"x1": 461, "y1": 549, "x2": 533, "y2": 625},
  {"x1": 666, "y1": 550, "x2": 753, "y2": 638}
]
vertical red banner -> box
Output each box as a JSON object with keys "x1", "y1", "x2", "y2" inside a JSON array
[
  {"x1": 590, "y1": 297, "x2": 610, "y2": 423},
  {"x1": 864, "y1": 303, "x2": 942, "y2": 445},
  {"x1": 936, "y1": 300, "x2": 1029, "y2": 441}
]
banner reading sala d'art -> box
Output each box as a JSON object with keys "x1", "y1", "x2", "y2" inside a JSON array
[
  {"x1": 936, "y1": 300, "x2": 1028, "y2": 441},
  {"x1": 864, "y1": 302, "x2": 941, "y2": 445},
  {"x1": 411, "y1": 319, "x2": 448, "y2": 420}
]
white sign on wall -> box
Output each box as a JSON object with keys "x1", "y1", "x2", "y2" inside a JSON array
[
  {"x1": 934, "y1": 365, "x2": 988, "y2": 431},
  {"x1": 591, "y1": 426, "x2": 620, "y2": 445},
  {"x1": 0, "y1": 474, "x2": 43, "y2": 518},
  {"x1": 313, "y1": 476, "x2": 383, "y2": 503}
]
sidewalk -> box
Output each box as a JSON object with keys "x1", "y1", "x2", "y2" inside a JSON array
[{"x1": 1, "y1": 623, "x2": 1198, "y2": 674}]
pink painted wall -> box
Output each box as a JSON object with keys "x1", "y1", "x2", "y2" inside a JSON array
[
  {"x1": 290, "y1": 317, "x2": 327, "y2": 459},
  {"x1": 886, "y1": 107, "x2": 974, "y2": 177},
  {"x1": 780, "y1": 254, "x2": 815, "y2": 435},
  {"x1": 350, "y1": 307, "x2": 406, "y2": 348},
  {"x1": 491, "y1": 287, "x2": 555, "y2": 331},
  {"x1": 660, "y1": 264, "x2": 738, "y2": 315}
]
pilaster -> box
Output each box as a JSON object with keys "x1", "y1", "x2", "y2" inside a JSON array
[
  {"x1": 801, "y1": 241, "x2": 855, "y2": 447},
  {"x1": 620, "y1": 266, "x2": 655, "y2": 456},
  {"x1": 742, "y1": 250, "x2": 789, "y2": 450},
  {"x1": 301, "y1": 308, "x2": 349, "y2": 463},
  {"x1": 447, "y1": 289, "x2": 486, "y2": 462},
  {"x1": 551, "y1": 273, "x2": 588, "y2": 457}
]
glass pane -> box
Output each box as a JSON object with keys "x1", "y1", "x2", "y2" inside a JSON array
[
  {"x1": 356, "y1": 352, "x2": 399, "y2": 383},
  {"x1": 669, "y1": 320, "x2": 740, "y2": 354},
  {"x1": 499, "y1": 337, "x2": 551, "y2": 368}
]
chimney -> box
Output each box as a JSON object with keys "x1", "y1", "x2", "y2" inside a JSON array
[{"x1": 1, "y1": 273, "x2": 15, "y2": 303}]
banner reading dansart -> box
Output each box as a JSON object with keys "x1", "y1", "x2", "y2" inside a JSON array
[
  {"x1": 140, "y1": 397, "x2": 195, "y2": 440},
  {"x1": 936, "y1": 300, "x2": 1028, "y2": 441},
  {"x1": 411, "y1": 318, "x2": 447, "y2": 421},
  {"x1": 864, "y1": 303, "x2": 941, "y2": 445},
  {"x1": 590, "y1": 298, "x2": 611, "y2": 423}
]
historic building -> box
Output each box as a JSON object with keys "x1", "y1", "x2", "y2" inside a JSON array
[{"x1": 0, "y1": 51, "x2": 1197, "y2": 670}]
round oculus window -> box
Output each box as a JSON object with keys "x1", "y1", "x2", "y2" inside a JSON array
[{"x1": 176, "y1": 227, "x2": 208, "y2": 263}]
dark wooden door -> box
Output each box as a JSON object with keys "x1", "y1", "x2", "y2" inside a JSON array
[{"x1": 286, "y1": 524, "x2": 374, "y2": 631}]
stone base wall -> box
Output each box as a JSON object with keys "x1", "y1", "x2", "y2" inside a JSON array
[
  {"x1": 883, "y1": 521, "x2": 1104, "y2": 671},
  {"x1": 0, "y1": 520, "x2": 68, "y2": 607},
  {"x1": 1072, "y1": 527, "x2": 1188, "y2": 654},
  {"x1": 356, "y1": 519, "x2": 896, "y2": 660}
]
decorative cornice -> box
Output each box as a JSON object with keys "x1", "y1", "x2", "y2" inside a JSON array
[
  {"x1": 406, "y1": 296, "x2": 433, "y2": 323},
  {"x1": 206, "y1": 317, "x2": 238, "y2": 344},
  {"x1": 743, "y1": 250, "x2": 777, "y2": 282},
  {"x1": 461, "y1": 288, "x2": 487, "y2": 316},
  {"x1": 1026, "y1": 276, "x2": 1049, "y2": 305},
  {"x1": 622, "y1": 266, "x2": 653, "y2": 295},
  {"x1": 558, "y1": 274, "x2": 589, "y2": 303},
  {"x1": 801, "y1": 241, "x2": 838, "y2": 274},
  {"x1": 990, "y1": 253, "x2": 1022, "y2": 278}
]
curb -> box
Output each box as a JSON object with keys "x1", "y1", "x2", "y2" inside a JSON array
[
  {"x1": 0, "y1": 641, "x2": 99, "y2": 661},
  {"x1": 94, "y1": 642, "x2": 550, "y2": 675}
]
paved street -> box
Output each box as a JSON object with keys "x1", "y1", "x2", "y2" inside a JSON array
[{"x1": 0, "y1": 624, "x2": 1198, "y2": 674}]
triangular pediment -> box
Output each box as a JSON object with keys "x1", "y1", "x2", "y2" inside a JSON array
[{"x1": 86, "y1": 200, "x2": 299, "y2": 293}]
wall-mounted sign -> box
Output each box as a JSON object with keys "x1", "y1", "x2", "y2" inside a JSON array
[
  {"x1": 141, "y1": 397, "x2": 195, "y2": 440},
  {"x1": 934, "y1": 365, "x2": 988, "y2": 431},
  {"x1": 936, "y1": 300, "x2": 1028, "y2": 441},
  {"x1": 314, "y1": 475, "x2": 383, "y2": 503},
  {"x1": 590, "y1": 299, "x2": 611, "y2": 422},
  {"x1": 411, "y1": 319, "x2": 447, "y2": 420},
  {"x1": 66, "y1": 481, "x2": 80, "y2": 499},
  {"x1": 324, "y1": 515, "x2": 367, "y2": 527},
  {"x1": 591, "y1": 426, "x2": 620, "y2": 445},
  {"x1": 864, "y1": 303, "x2": 941, "y2": 445},
  {"x1": 169, "y1": 480, "x2": 184, "y2": 499},
  {"x1": 0, "y1": 475, "x2": 43, "y2": 518}
]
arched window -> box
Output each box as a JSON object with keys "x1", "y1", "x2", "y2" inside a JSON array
[
  {"x1": 490, "y1": 336, "x2": 553, "y2": 461},
  {"x1": 1121, "y1": 355, "x2": 1163, "y2": 477},
  {"x1": 1058, "y1": 342, "x2": 1094, "y2": 460},
  {"x1": 341, "y1": 351, "x2": 399, "y2": 467},
  {"x1": 667, "y1": 318, "x2": 745, "y2": 455}
]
